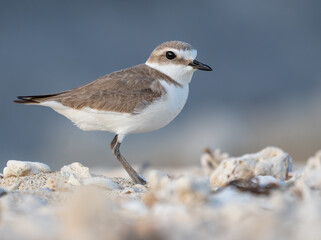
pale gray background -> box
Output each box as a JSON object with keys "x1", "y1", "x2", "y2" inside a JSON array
[{"x1": 1, "y1": 0, "x2": 321, "y2": 170}]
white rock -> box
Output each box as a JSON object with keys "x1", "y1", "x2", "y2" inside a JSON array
[
  {"x1": 67, "y1": 174, "x2": 82, "y2": 186},
  {"x1": 210, "y1": 147, "x2": 292, "y2": 187},
  {"x1": 3, "y1": 160, "x2": 51, "y2": 178},
  {"x1": 82, "y1": 177, "x2": 119, "y2": 190},
  {"x1": 61, "y1": 162, "x2": 91, "y2": 179}
]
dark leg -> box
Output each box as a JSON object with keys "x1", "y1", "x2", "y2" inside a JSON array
[{"x1": 110, "y1": 135, "x2": 147, "y2": 185}]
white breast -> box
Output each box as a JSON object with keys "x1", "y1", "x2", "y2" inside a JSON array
[
  {"x1": 129, "y1": 80, "x2": 189, "y2": 133},
  {"x1": 41, "y1": 80, "x2": 189, "y2": 136}
]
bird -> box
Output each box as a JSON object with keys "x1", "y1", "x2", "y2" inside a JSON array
[{"x1": 14, "y1": 41, "x2": 212, "y2": 185}]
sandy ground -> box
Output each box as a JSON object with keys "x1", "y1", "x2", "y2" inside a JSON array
[{"x1": 0, "y1": 148, "x2": 321, "y2": 240}]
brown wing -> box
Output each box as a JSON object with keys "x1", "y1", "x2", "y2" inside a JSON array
[{"x1": 15, "y1": 64, "x2": 179, "y2": 114}]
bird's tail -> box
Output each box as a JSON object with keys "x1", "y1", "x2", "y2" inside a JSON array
[{"x1": 13, "y1": 93, "x2": 62, "y2": 104}]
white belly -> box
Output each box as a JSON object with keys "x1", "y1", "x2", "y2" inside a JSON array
[{"x1": 41, "y1": 81, "x2": 189, "y2": 135}]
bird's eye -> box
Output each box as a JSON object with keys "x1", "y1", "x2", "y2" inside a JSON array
[{"x1": 166, "y1": 51, "x2": 176, "y2": 60}]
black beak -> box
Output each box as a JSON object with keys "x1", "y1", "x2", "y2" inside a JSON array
[{"x1": 189, "y1": 59, "x2": 212, "y2": 71}]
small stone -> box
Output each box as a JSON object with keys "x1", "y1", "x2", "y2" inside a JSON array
[
  {"x1": 3, "y1": 160, "x2": 51, "y2": 178},
  {"x1": 82, "y1": 177, "x2": 119, "y2": 190},
  {"x1": 61, "y1": 162, "x2": 91, "y2": 179}
]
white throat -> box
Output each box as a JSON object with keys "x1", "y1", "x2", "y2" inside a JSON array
[{"x1": 145, "y1": 62, "x2": 196, "y2": 85}]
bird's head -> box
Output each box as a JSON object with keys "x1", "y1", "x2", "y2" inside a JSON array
[{"x1": 146, "y1": 41, "x2": 212, "y2": 85}]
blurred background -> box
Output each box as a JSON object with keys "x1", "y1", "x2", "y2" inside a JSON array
[{"x1": 1, "y1": 0, "x2": 321, "y2": 170}]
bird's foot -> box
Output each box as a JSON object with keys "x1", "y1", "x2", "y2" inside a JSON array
[{"x1": 132, "y1": 174, "x2": 147, "y2": 185}]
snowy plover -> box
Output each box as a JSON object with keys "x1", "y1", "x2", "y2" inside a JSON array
[{"x1": 14, "y1": 41, "x2": 212, "y2": 185}]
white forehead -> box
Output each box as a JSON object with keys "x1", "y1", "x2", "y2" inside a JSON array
[{"x1": 172, "y1": 48, "x2": 197, "y2": 60}]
